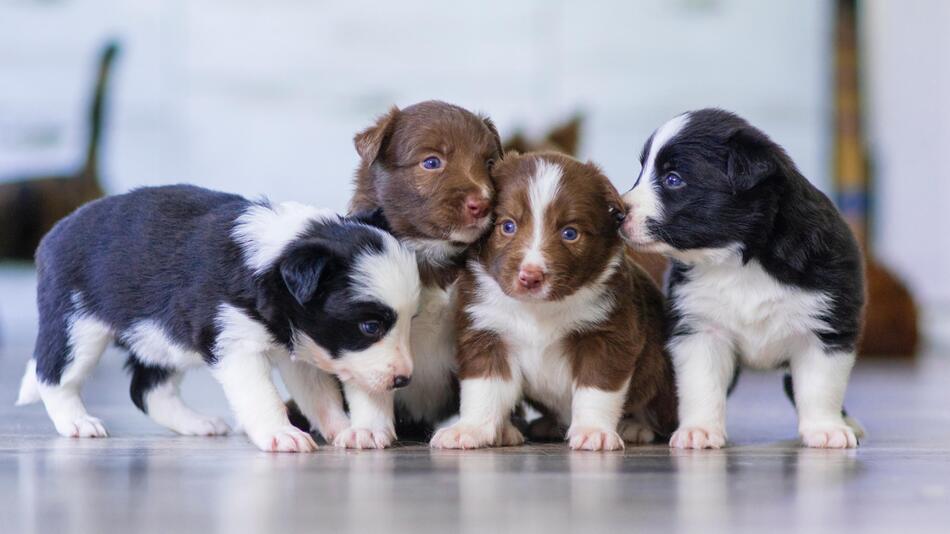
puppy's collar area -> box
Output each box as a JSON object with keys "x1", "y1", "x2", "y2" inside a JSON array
[{"x1": 404, "y1": 237, "x2": 467, "y2": 267}]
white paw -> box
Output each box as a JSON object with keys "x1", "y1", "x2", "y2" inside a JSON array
[
  {"x1": 430, "y1": 424, "x2": 495, "y2": 450},
  {"x1": 56, "y1": 415, "x2": 108, "y2": 438},
  {"x1": 498, "y1": 422, "x2": 525, "y2": 447},
  {"x1": 316, "y1": 415, "x2": 351, "y2": 444},
  {"x1": 669, "y1": 425, "x2": 726, "y2": 449},
  {"x1": 333, "y1": 426, "x2": 395, "y2": 449},
  {"x1": 618, "y1": 419, "x2": 655, "y2": 445},
  {"x1": 567, "y1": 427, "x2": 624, "y2": 451},
  {"x1": 251, "y1": 426, "x2": 318, "y2": 453},
  {"x1": 800, "y1": 423, "x2": 858, "y2": 449},
  {"x1": 176, "y1": 416, "x2": 231, "y2": 437}
]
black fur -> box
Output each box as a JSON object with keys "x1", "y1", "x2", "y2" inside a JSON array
[
  {"x1": 33, "y1": 185, "x2": 400, "y2": 391},
  {"x1": 638, "y1": 108, "x2": 865, "y2": 354},
  {"x1": 125, "y1": 357, "x2": 174, "y2": 413}
]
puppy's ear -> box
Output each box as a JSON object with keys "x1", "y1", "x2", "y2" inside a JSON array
[
  {"x1": 726, "y1": 127, "x2": 779, "y2": 193},
  {"x1": 349, "y1": 207, "x2": 391, "y2": 234},
  {"x1": 279, "y1": 240, "x2": 336, "y2": 306},
  {"x1": 481, "y1": 115, "x2": 504, "y2": 157},
  {"x1": 354, "y1": 106, "x2": 400, "y2": 163}
]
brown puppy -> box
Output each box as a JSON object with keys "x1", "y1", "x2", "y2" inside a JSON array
[
  {"x1": 287, "y1": 101, "x2": 503, "y2": 442},
  {"x1": 430, "y1": 152, "x2": 677, "y2": 450}
]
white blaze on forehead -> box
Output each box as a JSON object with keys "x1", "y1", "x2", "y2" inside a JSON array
[
  {"x1": 233, "y1": 201, "x2": 336, "y2": 274},
  {"x1": 350, "y1": 233, "x2": 421, "y2": 314},
  {"x1": 624, "y1": 113, "x2": 691, "y2": 220},
  {"x1": 522, "y1": 160, "x2": 564, "y2": 270}
]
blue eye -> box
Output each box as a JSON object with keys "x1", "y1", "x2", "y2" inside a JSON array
[
  {"x1": 663, "y1": 172, "x2": 685, "y2": 189},
  {"x1": 500, "y1": 219, "x2": 517, "y2": 235},
  {"x1": 561, "y1": 227, "x2": 579, "y2": 241},
  {"x1": 422, "y1": 157, "x2": 442, "y2": 170},
  {"x1": 359, "y1": 320, "x2": 381, "y2": 337}
]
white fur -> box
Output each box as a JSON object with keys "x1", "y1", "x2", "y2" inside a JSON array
[
  {"x1": 522, "y1": 160, "x2": 563, "y2": 273},
  {"x1": 668, "y1": 249, "x2": 856, "y2": 449},
  {"x1": 142, "y1": 373, "x2": 230, "y2": 436},
  {"x1": 334, "y1": 382, "x2": 396, "y2": 449},
  {"x1": 570, "y1": 384, "x2": 629, "y2": 433},
  {"x1": 232, "y1": 201, "x2": 336, "y2": 274},
  {"x1": 622, "y1": 112, "x2": 690, "y2": 245},
  {"x1": 350, "y1": 238, "x2": 421, "y2": 314},
  {"x1": 37, "y1": 310, "x2": 113, "y2": 438},
  {"x1": 211, "y1": 303, "x2": 316, "y2": 452},
  {"x1": 15, "y1": 359, "x2": 40, "y2": 406},
  {"x1": 430, "y1": 376, "x2": 524, "y2": 449},
  {"x1": 404, "y1": 237, "x2": 466, "y2": 266},
  {"x1": 120, "y1": 319, "x2": 205, "y2": 369},
  {"x1": 395, "y1": 283, "x2": 459, "y2": 423},
  {"x1": 275, "y1": 357, "x2": 350, "y2": 442}
]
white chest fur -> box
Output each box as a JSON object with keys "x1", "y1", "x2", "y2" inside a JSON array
[
  {"x1": 465, "y1": 264, "x2": 616, "y2": 423},
  {"x1": 394, "y1": 283, "x2": 459, "y2": 422},
  {"x1": 672, "y1": 257, "x2": 833, "y2": 368}
]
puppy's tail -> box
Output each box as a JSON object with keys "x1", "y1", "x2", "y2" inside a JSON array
[
  {"x1": 15, "y1": 359, "x2": 41, "y2": 406},
  {"x1": 782, "y1": 372, "x2": 866, "y2": 439}
]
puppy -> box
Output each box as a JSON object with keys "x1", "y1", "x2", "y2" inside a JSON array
[
  {"x1": 621, "y1": 109, "x2": 865, "y2": 449},
  {"x1": 430, "y1": 152, "x2": 677, "y2": 451},
  {"x1": 344, "y1": 101, "x2": 503, "y2": 436},
  {"x1": 15, "y1": 185, "x2": 420, "y2": 452}
]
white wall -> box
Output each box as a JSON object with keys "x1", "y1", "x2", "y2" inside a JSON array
[
  {"x1": 0, "y1": 0, "x2": 833, "y2": 214},
  {"x1": 865, "y1": 0, "x2": 950, "y2": 305}
]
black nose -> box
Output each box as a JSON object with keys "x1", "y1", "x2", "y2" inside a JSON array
[{"x1": 392, "y1": 375, "x2": 411, "y2": 389}]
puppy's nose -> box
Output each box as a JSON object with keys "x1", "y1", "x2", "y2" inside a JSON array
[
  {"x1": 464, "y1": 194, "x2": 490, "y2": 220},
  {"x1": 392, "y1": 375, "x2": 412, "y2": 389},
  {"x1": 518, "y1": 265, "x2": 545, "y2": 290}
]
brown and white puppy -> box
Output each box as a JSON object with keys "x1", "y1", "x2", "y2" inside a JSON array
[
  {"x1": 430, "y1": 152, "x2": 677, "y2": 451},
  {"x1": 291, "y1": 101, "x2": 502, "y2": 442}
]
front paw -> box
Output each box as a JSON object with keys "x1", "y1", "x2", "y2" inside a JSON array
[
  {"x1": 430, "y1": 424, "x2": 495, "y2": 450},
  {"x1": 250, "y1": 425, "x2": 318, "y2": 453},
  {"x1": 800, "y1": 422, "x2": 858, "y2": 449},
  {"x1": 567, "y1": 427, "x2": 624, "y2": 451},
  {"x1": 669, "y1": 425, "x2": 726, "y2": 449},
  {"x1": 333, "y1": 426, "x2": 395, "y2": 449}
]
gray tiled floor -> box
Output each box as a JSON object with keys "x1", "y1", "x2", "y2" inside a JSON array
[{"x1": 2, "y1": 311, "x2": 949, "y2": 533}]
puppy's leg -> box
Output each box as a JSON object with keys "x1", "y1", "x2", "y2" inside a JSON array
[
  {"x1": 790, "y1": 346, "x2": 858, "y2": 449},
  {"x1": 128, "y1": 359, "x2": 229, "y2": 436},
  {"x1": 211, "y1": 351, "x2": 316, "y2": 453},
  {"x1": 668, "y1": 331, "x2": 735, "y2": 449},
  {"x1": 568, "y1": 385, "x2": 628, "y2": 451},
  {"x1": 37, "y1": 315, "x2": 112, "y2": 438},
  {"x1": 333, "y1": 383, "x2": 396, "y2": 449},
  {"x1": 430, "y1": 377, "x2": 524, "y2": 449},
  {"x1": 275, "y1": 358, "x2": 349, "y2": 444},
  {"x1": 618, "y1": 412, "x2": 656, "y2": 445}
]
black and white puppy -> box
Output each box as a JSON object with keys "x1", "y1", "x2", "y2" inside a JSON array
[
  {"x1": 620, "y1": 109, "x2": 865, "y2": 449},
  {"x1": 15, "y1": 185, "x2": 420, "y2": 452}
]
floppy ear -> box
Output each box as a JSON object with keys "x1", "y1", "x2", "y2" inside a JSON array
[
  {"x1": 354, "y1": 106, "x2": 400, "y2": 164},
  {"x1": 481, "y1": 115, "x2": 504, "y2": 157},
  {"x1": 726, "y1": 127, "x2": 779, "y2": 193},
  {"x1": 349, "y1": 207, "x2": 391, "y2": 234},
  {"x1": 279, "y1": 241, "x2": 335, "y2": 306}
]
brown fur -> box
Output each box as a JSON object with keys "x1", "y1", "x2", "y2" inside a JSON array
[
  {"x1": 0, "y1": 42, "x2": 117, "y2": 261},
  {"x1": 455, "y1": 152, "x2": 678, "y2": 439}
]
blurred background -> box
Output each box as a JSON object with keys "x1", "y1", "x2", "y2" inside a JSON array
[{"x1": 0, "y1": 0, "x2": 948, "y2": 360}]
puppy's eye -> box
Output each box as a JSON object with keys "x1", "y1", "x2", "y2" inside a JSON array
[
  {"x1": 561, "y1": 227, "x2": 579, "y2": 241},
  {"x1": 358, "y1": 320, "x2": 382, "y2": 337},
  {"x1": 663, "y1": 172, "x2": 685, "y2": 189},
  {"x1": 421, "y1": 157, "x2": 442, "y2": 170},
  {"x1": 500, "y1": 219, "x2": 517, "y2": 235}
]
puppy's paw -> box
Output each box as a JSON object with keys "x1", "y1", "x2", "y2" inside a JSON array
[
  {"x1": 251, "y1": 426, "x2": 318, "y2": 453},
  {"x1": 618, "y1": 419, "x2": 655, "y2": 445},
  {"x1": 567, "y1": 427, "x2": 624, "y2": 451},
  {"x1": 57, "y1": 415, "x2": 108, "y2": 438},
  {"x1": 316, "y1": 415, "x2": 351, "y2": 444},
  {"x1": 527, "y1": 414, "x2": 565, "y2": 442},
  {"x1": 800, "y1": 423, "x2": 858, "y2": 449},
  {"x1": 176, "y1": 416, "x2": 230, "y2": 437},
  {"x1": 498, "y1": 422, "x2": 525, "y2": 447},
  {"x1": 669, "y1": 425, "x2": 726, "y2": 449},
  {"x1": 333, "y1": 426, "x2": 395, "y2": 449},
  {"x1": 430, "y1": 424, "x2": 495, "y2": 450}
]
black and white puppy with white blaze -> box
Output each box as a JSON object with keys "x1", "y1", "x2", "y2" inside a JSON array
[
  {"x1": 15, "y1": 185, "x2": 420, "y2": 452},
  {"x1": 620, "y1": 109, "x2": 865, "y2": 449}
]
